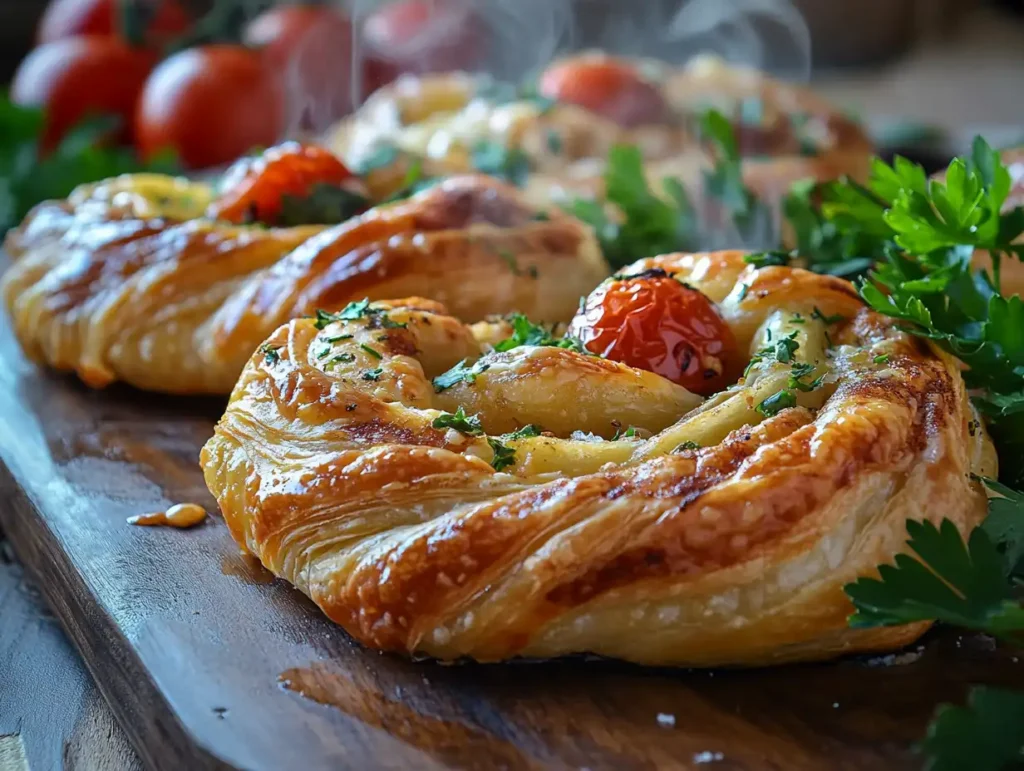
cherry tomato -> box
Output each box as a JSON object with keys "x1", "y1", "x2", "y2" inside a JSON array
[
  {"x1": 362, "y1": 0, "x2": 481, "y2": 93},
  {"x1": 539, "y1": 58, "x2": 668, "y2": 128},
  {"x1": 567, "y1": 269, "x2": 737, "y2": 395},
  {"x1": 11, "y1": 36, "x2": 156, "y2": 152},
  {"x1": 207, "y1": 142, "x2": 355, "y2": 225},
  {"x1": 38, "y1": 0, "x2": 190, "y2": 45},
  {"x1": 244, "y1": 5, "x2": 358, "y2": 130},
  {"x1": 136, "y1": 45, "x2": 285, "y2": 170}
]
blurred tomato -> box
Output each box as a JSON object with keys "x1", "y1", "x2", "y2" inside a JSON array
[
  {"x1": 135, "y1": 45, "x2": 285, "y2": 170},
  {"x1": 362, "y1": 0, "x2": 481, "y2": 92},
  {"x1": 38, "y1": 0, "x2": 190, "y2": 45},
  {"x1": 244, "y1": 5, "x2": 357, "y2": 131},
  {"x1": 11, "y1": 36, "x2": 156, "y2": 152},
  {"x1": 539, "y1": 59, "x2": 668, "y2": 127}
]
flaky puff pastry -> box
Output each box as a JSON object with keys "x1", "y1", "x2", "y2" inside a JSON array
[
  {"x1": 202, "y1": 250, "x2": 994, "y2": 666},
  {"x1": 329, "y1": 54, "x2": 871, "y2": 205},
  {"x1": 2, "y1": 173, "x2": 606, "y2": 394}
]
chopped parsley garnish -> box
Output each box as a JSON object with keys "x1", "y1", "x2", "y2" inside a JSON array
[
  {"x1": 314, "y1": 300, "x2": 407, "y2": 331},
  {"x1": 278, "y1": 184, "x2": 369, "y2": 228},
  {"x1": 431, "y1": 406, "x2": 483, "y2": 435},
  {"x1": 744, "y1": 251, "x2": 789, "y2": 269},
  {"x1": 746, "y1": 331, "x2": 800, "y2": 375},
  {"x1": 433, "y1": 359, "x2": 485, "y2": 392},
  {"x1": 504, "y1": 424, "x2": 542, "y2": 441},
  {"x1": 359, "y1": 344, "x2": 383, "y2": 360},
  {"x1": 493, "y1": 313, "x2": 589, "y2": 354},
  {"x1": 675, "y1": 440, "x2": 702, "y2": 452},
  {"x1": 361, "y1": 367, "x2": 383, "y2": 381},
  {"x1": 873, "y1": 354, "x2": 890, "y2": 364},
  {"x1": 260, "y1": 344, "x2": 281, "y2": 364},
  {"x1": 471, "y1": 141, "x2": 530, "y2": 187},
  {"x1": 811, "y1": 307, "x2": 846, "y2": 325},
  {"x1": 331, "y1": 353, "x2": 356, "y2": 364},
  {"x1": 787, "y1": 362, "x2": 824, "y2": 392},
  {"x1": 612, "y1": 426, "x2": 638, "y2": 440},
  {"x1": 487, "y1": 437, "x2": 517, "y2": 472},
  {"x1": 756, "y1": 389, "x2": 796, "y2": 416}
]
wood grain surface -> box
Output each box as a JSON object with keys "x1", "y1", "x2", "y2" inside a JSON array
[
  {"x1": 0, "y1": 540, "x2": 141, "y2": 771},
  {"x1": 0, "y1": 315, "x2": 1022, "y2": 771}
]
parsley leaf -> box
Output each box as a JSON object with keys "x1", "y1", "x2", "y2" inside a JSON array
[
  {"x1": 431, "y1": 406, "x2": 483, "y2": 436},
  {"x1": 260, "y1": 344, "x2": 281, "y2": 364},
  {"x1": 361, "y1": 367, "x2": 383, "y2": 381},
  {"x1": 922, "y1": 686, "x2": 1024, "y2": 771},
  {"x1": 756, "y1": 389, "x2": 796, "y2": 416},
  {"x1": 978, "y1": 477, "x2": 1024, "y2": 579},
  {"x1": 492, "y1": 313, "x2": 589, "y2": 354},
  {"x1": 487, "y1": 437, "x2": 517, "y2": 472},
  {"x1": 504, "y1": 424, "x2": 542, "y2": 441},
  {"x1": 844, "y1": 519, "x2": 1024, "y2": 644},
  {"x1": 277, "y1": 184, "x2": 368, "y2": 227},
  {"x1": 562, "y1": 144, "x2": 698, "y2": 271},
  {"x1": 433, "y1": 359, "x2": 487, "y2": 392}
]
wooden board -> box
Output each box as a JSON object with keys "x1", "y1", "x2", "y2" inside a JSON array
[{"x1": 1, "y1": 316, "x2": 1022, "y2": 771}]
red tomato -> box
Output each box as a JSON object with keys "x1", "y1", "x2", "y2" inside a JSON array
[
  {"x1": 207, "y1": 142, "x2": 354, "y2": 224},
  {"x1": 135, "y1": 45, "x2": 285, "y2": 170},
  {"x1": 539, "y1": 58, "x2": 668, "y2": 127},
  {"x1": 38, "y1": 0, "x2": 190, "y2": 45},
  {"x1": 568, "y1": 269, "x2": 737, "y2": 395},
  {"x1": 11, "y1": 36, "x2": 156, "y2": 152},
  {"x1": 361, "y1": 0, "x2": 481, "y2": 93},
  {"x1": 244, "y1": 5, "x2": 358, "y2": 130}
]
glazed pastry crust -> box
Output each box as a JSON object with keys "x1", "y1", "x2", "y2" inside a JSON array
[
  {"x1": 330, "y1": 55, "x2": 872, "y2": 205},
  {"x1": 202, "y1": 250, "x2": 993, "y2": 666},
  {"x1": 2, "y1": 174, "x2": 607, "y2": 394}
]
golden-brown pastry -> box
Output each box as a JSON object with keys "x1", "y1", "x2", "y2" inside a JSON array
[
  {"x1": 202, "y1": 250, "x2": 992, "y2": 666},
  {"x1": 329, "y1": 53, "x2": 872, "y2": 205},
  {"x1": 2, "y1": 171, "x2": 607, "y2": 394}
]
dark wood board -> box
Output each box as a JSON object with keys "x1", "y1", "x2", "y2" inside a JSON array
[{"x1": 1, "y1": 315, "x2": 1022, "y2": 771}]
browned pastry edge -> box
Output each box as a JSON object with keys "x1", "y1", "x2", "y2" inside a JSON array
[{"x1": 2, "y1": 174, "x2": 607, "y2": 394}]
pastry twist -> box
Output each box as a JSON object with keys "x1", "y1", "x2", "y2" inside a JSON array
[
  {"x1": 330, "y1": 54, "x2": 872, "y2": 205},
  {"x1": 2, "y1": 173, "x2": 606, "y2": 394},
  {"x1": 202, "y1": 250, "x2": 993, "y2": 666}
]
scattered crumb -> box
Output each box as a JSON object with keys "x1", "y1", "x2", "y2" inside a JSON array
[{"x1": 656, "y1": 713, "x2": 676, "y2": 728}]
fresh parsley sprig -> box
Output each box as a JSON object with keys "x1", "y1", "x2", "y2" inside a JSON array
[{"x1": 431, "y1": 406, "x2": 483, "y2": 436}]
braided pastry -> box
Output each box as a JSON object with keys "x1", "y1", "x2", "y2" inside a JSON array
[
  {"x1": 201, "y1": 250, "x2": 993, "y2": 666},
  {"x1": 2, "y1": 163, "x2": 606, "y2": 394},
  {"x1": 330, "y1": 53, "x2": 872, "y2": 205}
]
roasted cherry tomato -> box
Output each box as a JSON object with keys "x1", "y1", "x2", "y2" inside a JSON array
[
  {"x1": 567, "y1": 268, "x2": 737, "y2": 395},
  {"x1": 136, "y1": 45, "x2": 285, "y2": 169},
  {"x1": 538, "y1": 58, "x2": 668, "y2": 128},
  {"x1": 243, "y1": 5, "x2": 357, "y2": 130},
  {"x1": 207, "y1": 142, "x2": 355, "y2": 225},
  {"x1": 38, "y1": 0, "x2": 190, "y2": 45},
  {"x1": 11, "y1": 36, "x2": 156, "y2": 152},
  {"x1": 361, "y1": 0, "x2": 481, "y2": 93}
]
